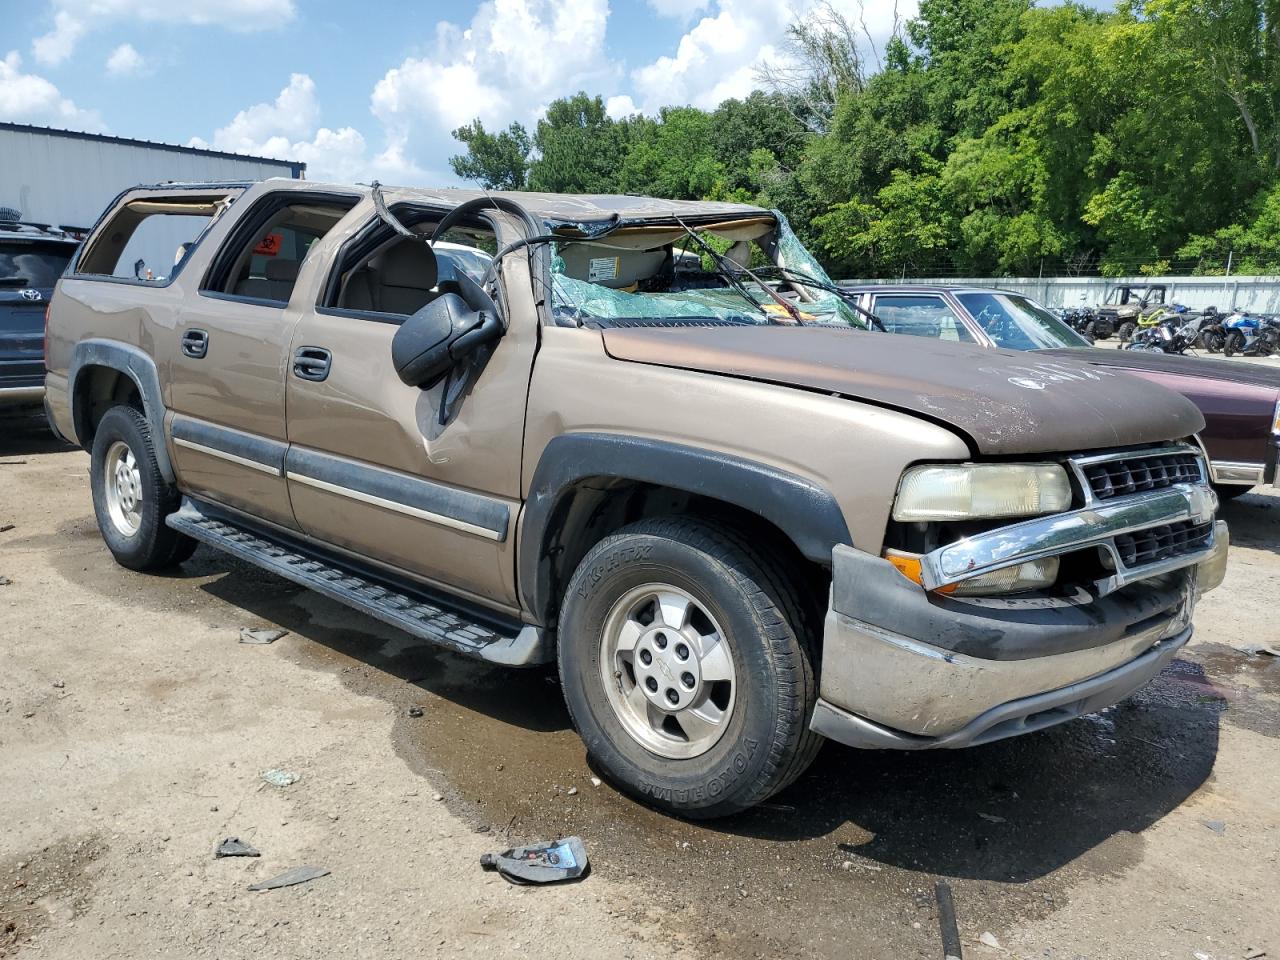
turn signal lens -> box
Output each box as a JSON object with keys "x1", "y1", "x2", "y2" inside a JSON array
[
  {"x1": 893, "y1": 463, "x2": 1072, "y2": 521},
  {"x1": 884, "y1": 549, "x2": 1058, "y2": 596}
]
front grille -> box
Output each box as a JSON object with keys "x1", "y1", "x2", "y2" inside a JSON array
[
  {"x1": 1082, "y1": 451, "x2": 1202, "y2": 500},
  {"x1": 1113, "y1": 520, "x2": 1213, "y2": 568}
]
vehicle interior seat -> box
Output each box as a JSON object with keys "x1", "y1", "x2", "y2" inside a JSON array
[
  {"x1": 340, "y1": 240, "x2": 440, "y2": 315},
  {"x1": 234, "y1": 258, "x2": 300, "y2": 302}
]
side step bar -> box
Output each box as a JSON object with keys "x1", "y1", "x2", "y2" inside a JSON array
[{"x1": 166, "y1": 501, "x2": 549, "y2": 666}]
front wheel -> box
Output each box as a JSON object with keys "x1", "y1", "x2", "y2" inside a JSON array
[
  {"x1": 557, "y1": 518, "x2": 821, "y2": 819},
  {"x1": 1117, "y1": 321, "x2": 1136, "y2": 343},
  {"x1": 90, "y1": 405, "x2": 197, "y2": 570},
  {"x1": 1223, "y1": 331, "x2": 1245, "y2": 357}
]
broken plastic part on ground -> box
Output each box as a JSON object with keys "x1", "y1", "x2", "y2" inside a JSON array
[
  {"x1": 247, "y1": 865, "x2": 330, "y2": 891},
  {"x1": 479, "y1": 837, "x2": 589, "y2": 885}
]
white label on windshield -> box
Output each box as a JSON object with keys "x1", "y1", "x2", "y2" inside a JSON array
[{"x1": 588, "y1": 257, "x2": 619, "y2": 282}]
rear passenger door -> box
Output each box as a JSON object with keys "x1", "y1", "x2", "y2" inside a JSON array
[{"x1": 165, "y1": 189, "x2": 358, "y2": 528}]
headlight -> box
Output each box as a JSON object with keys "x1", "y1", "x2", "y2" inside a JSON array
[{"x1": 893, "y1": 463, "x2": 1073, "y2": 521}]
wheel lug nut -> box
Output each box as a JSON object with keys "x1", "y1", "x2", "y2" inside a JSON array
[
  {"x1": 654, "y1": 633, "x2": 667, "y2": 649},
  {"x1": 675, "y1": 643, "x2": 689, "y2": 660},
  {"x1": 639, "y1": 649, "x2": 652, "y2": 665},
  {"x1": 665, "y1": 688, "x2": 679, "y2": 705},
  {"x1": 645, "y1": 677, "x2": 658, "y2": 693},
  {"x1": 681, "y1": 672, "x2": 695, "y2": 689}
]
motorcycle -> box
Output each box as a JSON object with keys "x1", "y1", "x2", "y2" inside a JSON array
[
  {"x1": 1221, "y1": 312, "x2": 1279, "y2": 357},
  {"x1": 1123, "y1": 315, "x2": 1194, "y2": 354},
  {"x1": 1190, "y1": 306, "x2": 1225, "y2": 352}
]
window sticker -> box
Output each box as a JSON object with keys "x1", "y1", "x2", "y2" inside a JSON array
[
  {"x1": 587, "y1": 256, "x2": 619, "y2": 282},
  {"x1": 253, "y1": 233, "x2": 283, "y2": 256}
]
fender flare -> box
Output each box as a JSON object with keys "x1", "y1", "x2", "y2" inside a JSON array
[
  {"x1": 68, "y1": 338, "x2": 175, "y2": 483},
  {"x1": 518, "y1": 433, "x2": 852, "y2": 623}
]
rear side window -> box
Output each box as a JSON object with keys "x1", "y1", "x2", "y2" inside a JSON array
[
  {"x1": 77, "y1": 195, "x2": 232, "y2": 282},
  {"x1": 872, "y1": 294, "x2": 974, "y2": 342},
  {"x1": 201, "y1": 193, "x2": 358, "y2": 306},
  {"x1": 1, "y1": 239, "x2": 75, "y2": 288}
]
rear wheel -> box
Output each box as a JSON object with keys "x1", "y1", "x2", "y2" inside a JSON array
[
  {"x1": 557, "y1": 517, "x2": 821, "y2": 819},
  {"x1": 1223, "y1": 331, "x2": 1245, "y2": 357},
  {"x1": 90, "y1": 405, "x2": 196, "y2": 570}
]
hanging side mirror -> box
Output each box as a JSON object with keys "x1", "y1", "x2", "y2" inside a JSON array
[{"x1": 391, "y1": 292, "x2": 502, "y2": 389}]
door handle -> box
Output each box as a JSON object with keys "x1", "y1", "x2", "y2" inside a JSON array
[
  {"x1": 292, "y1": 346, "x2": 332, "y2": 382},
  {"x1": 181, "y1": 329, "x2": 209, "y2": 359}
]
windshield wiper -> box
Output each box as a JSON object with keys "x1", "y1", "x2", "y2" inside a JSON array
[
  {"x1": 672, "y1": 217, "x2": 804, "y2": 325},
  {"x1": 747, "y1": 265, "x2": 887, "y2": 331}
]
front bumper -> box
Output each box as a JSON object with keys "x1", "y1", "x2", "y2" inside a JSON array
[{"x1": 812, "y1": 516, "x2": 1228, "y2": 750}]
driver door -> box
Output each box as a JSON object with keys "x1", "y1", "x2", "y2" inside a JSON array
[{"x1": 283, "y1": 210, "x2": 535, "y2": 612}]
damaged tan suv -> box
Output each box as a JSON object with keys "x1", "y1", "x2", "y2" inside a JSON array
[{"x1": 45, "y1": 179, "x2": 1228, "y2": 817}]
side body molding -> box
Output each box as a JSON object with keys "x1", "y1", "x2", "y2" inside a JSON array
[
  {"x1": 519, "y1": 433, "x2": 852, "y2": 622},
  {"x1": 68, "y1": 338, "x2": 175, "y2": 483}
]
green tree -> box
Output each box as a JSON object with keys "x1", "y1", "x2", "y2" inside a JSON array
[
  {"x1": 448, "y1": 120, "x2": 531, "y2": 190},
  {"x1": 527, "y1": 93, "x2": 630, "y2": 193}
]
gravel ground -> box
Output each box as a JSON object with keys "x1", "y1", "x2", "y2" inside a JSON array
[{"x1": 1, "y1": 415, "x2": 1278, "y2": 960}]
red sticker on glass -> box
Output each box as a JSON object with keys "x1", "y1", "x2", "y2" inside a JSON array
[{"x1": 253, "y1": 233, "x2": 283, "y2": 256}]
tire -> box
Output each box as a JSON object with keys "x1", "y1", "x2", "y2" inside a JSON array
[
  {"x1": 1223, "y1": 331, "x2": 1245, "y2": 357},
  {"x1": 1082, "y1": 320, "x2": 1096, "y2": 341},
  {"x1": 1204, "y1": 332, "x2": 1223, "y2": 353},
  {"x1": 557, "y1": 517, "x2": 821, "y2": 819},
  {"x1": 90, "y1": 405, "x2": 196, "y2": 571},
  {"x1": 1117, "y1": 321, "x2": 1136, "y2": 343}
]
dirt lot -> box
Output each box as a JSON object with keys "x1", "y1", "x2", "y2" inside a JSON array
[{"x1": 2, "y1": 415, "x2": 1278, "y2": 960}]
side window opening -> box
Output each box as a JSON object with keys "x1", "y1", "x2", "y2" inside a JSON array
[
  {"x1": 322, "y1": 209, "x2": 496, "y2": 322},
  {"x1": 871, "y1": 294, "x2": 974, "y2": 342},
  {"x1": 202, "y1": 194, "x2": 357, "y2": 305},
  {"x1": 76, "y1": 194, "x2": 231, "y2": 281}
]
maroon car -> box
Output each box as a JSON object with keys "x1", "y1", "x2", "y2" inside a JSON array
[{"x1": 841, "y1": 285, "x2": 1280, "y2": 498}]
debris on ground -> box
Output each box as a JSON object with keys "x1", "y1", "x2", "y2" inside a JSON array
[
  {"x1": 407, "y1": 706, "x2": 423, "y2": 717},
  {"x1": 0, "y1": 524, "x2": 15, "y2": 533},
  {"x1": 1243, "y1": 948, "x2": 1266, "y2": 959},
  {"x1": 214, "y1": 838, "x2": 260, "y2": 859},
  {"x1": 261, "y1": 769, "x2": 300, "y2": 787},
  {"x1": 480, "y1": 837, "x2": 590, "y2": 885},
  {"x1": 1245, "y1": 644, "x2": 1280, "y2": 657},
  {"x1": 52, "y1": 680, "x2": 64, "y2": 689},
  {"x1": 567, "y1": 786, "x2": 578, "y2": 796},
  {"x1": 979, "y1": 930, "x2": 1001, "y2": 948},
  {"x1": 1200, "y1": 819, "x2": 1227, "y2": 835},
  {"x1": 247, "y1": 865, "x2": 329, "y2": 891},
  {"x1": 977, "y1": 812, "x2": 1007, "y2": 823},
  {"x1": 934, "y1": 881, "x2": 963, "y2": 960},
  {"x1": 590, "y1": 777, "x2": 601, "y2": 787},
  {"x1": 0, "y1": 575, "x2": 12, "y2": 586},
  {"x1": 432, "y1": 792, "x2": 443, "y2": 801},
  {"x1": 239, "y1": 627, "x2": 287, "y2": 645}
]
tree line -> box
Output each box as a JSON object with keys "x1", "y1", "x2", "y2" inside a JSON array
[{"x1": 450, "y1": 0, "x2": 1280, "y2": 278}]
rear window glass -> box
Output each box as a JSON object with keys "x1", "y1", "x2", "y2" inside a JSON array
[{"x1": 0, "y1": 240, "x2": 76, "y2": 288}]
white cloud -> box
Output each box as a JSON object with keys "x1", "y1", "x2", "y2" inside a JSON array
[
  {"x1": 33, "y1": 0, "x2": 295, "y2": 65},
  {"x1": 105, "y1": 43, "x2": 145, "y2": 77},
  {"x1": 370, "y1": 0, "x2": 618, "y2": 171},
  {"x1": 0, "y1": 50, "x2": 104, "y2": 130},
  {"x1": 605, "y1": 94, "x2": 639, "y2": 119},
  {"x1": 189, "y1": 74, "x2": 426, "y2": 185},
  {"x1": 647, "y1": 0, "x2": 711, "y2": 19},
  {"x1": 629, "y1": 0, "x2": 913, "y2": 113}
]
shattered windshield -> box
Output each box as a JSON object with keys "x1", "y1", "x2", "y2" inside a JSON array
[
  {"x1": 549, "y1": 213, "x2": 868, "y2": 330},
  {"x1": 957, "y1": 292, "x2": 1091, "y2": 350}
]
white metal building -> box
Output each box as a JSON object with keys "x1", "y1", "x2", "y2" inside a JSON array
[{"x1": 1, "y1": 122, "x2": 303, "y2": 275}]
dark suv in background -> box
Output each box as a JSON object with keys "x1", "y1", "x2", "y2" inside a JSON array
[{"x1": 1, "y1": 209, "x2": 79, "y2": 414}]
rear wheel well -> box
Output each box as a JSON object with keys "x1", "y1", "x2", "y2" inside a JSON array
[
  {"x1": 73, "y1": 365, "x2": 143, "y2": 449},
  {"x1": 540, "y1": 479, "x2": 830, "y2": 640}
]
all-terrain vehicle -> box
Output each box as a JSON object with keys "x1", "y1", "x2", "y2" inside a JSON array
[
  {"x1": 44, "y1": 180, "x2": 1227, "y2": 817},
  {"x1": 1099, "y1": 284, "x2": 1168, "y2": 343}
]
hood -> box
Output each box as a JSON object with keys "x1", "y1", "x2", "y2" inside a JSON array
[
  {"x1": 1042, "y1": 347, "x2": 1280, "y2": 393},
  {"x1": 602, "y1": 326, "x2": 1205, "y2": 456}
]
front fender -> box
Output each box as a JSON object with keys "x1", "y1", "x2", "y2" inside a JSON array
[{"x1": 518, "y1": 432, "x2": 852, "y2": 623}]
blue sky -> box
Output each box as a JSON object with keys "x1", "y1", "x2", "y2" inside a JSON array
[{"x1": 0, "y1": 0, "x2": 915, "y2": 184}]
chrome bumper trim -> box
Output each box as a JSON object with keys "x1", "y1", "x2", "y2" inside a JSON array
[
  {"x1": 1210, "y1": 460, "x2": 1265, "y2": 485},
  {"x1": 919, "y1": 484, "x2": 1219, "y2": 595}
]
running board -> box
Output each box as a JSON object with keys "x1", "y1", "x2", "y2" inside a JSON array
[{"x1": 166, "y1": 501, "x2": 548, "y2": 666}]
